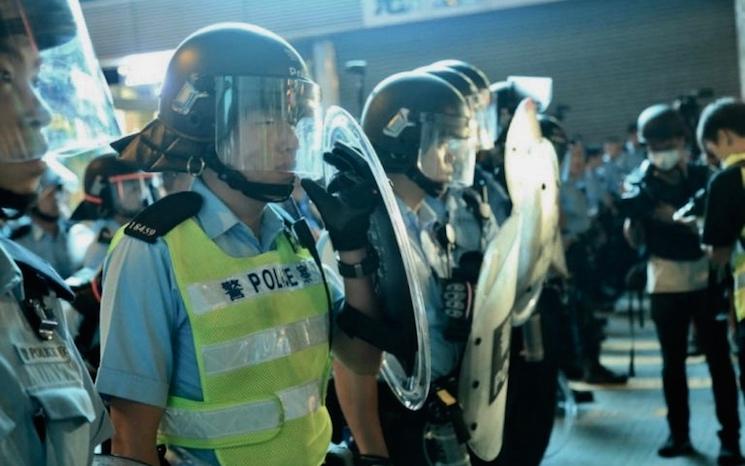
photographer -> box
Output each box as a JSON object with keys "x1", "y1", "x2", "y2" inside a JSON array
[
  {"x1": 697, "y1": 98, "x2": 745, "y2": 402},
  {"x1": 621, "y1": 104, "x2": 742, "y2": 464}
]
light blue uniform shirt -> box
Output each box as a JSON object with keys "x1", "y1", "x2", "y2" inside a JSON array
[
  {"x1": 96, "y1": 179, "x2": 342, "y2": 465},
  {"x1": 425, "y1": 189, "x2": 498, "y2": 264},
  {"x1": 81, "y1": 218, "x2": 122, "y2": 271},
  {"x1": 12, "y1": 221, "x2": 75, "y2": 279},
  {"x1": 0, "y1": 241, "x2": 111, "y2": 465},
  {"x1": 396, "y1": 197, "x2": 463, "y2": 381},
  {"x1": 559, "y1": 175, "x2": 594, "y2": 244}
]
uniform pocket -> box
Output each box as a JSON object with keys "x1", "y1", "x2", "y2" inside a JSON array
[
  {"x1": 31, "y1": 386, "x2": 97, "y2": 465},
  {"x1": 30, "y1": 386, "x2": 96, "y2": 423}
]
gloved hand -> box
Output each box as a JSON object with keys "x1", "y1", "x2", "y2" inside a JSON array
[
  {"x1": 301, "y1": 142, "x2": 380, "y2": 251},
  {"x1": 355, "y1": 454, "x2": 393, "y2": 466}
]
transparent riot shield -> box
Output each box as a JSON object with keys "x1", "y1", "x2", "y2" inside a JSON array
[
  {"x1": 0, "y1": 0, "x2": 120, "y2": 164},
  {"x1": 321, "y1": 105, "x2": 430, "y2": 410},
  {"x1": 458, "y1": 213, "x2": 521, "y2": 461}
]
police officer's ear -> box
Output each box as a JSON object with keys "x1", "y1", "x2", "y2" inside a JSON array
[{"x1": 703, "y1": 129, "x2": 730, "y2": 158}]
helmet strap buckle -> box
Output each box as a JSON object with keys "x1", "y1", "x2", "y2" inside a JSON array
[{"x1": 186, "y1": 155, "x2": 206, "y2": 177}]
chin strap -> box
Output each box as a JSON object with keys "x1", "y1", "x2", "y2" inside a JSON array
[
  {"x1": 30, "y1": 207, "x2": 60, "y2": 224},
  {"x1": 203, "y1": 155, "x2": 294, "y2": 203},
  {"x1": 0, "y1": 188, "x2": 37, "y2": 220},
  {"x1": 406, "y1": 167, "x2": 446, "y2": 197}
]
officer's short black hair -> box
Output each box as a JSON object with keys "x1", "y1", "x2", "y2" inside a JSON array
[
  {"x1": 696, "y1": 97, "x2": 745, "y2": 152},
  {"x1": 637, "y1": 104, "x2": 687, "y2": 145}
]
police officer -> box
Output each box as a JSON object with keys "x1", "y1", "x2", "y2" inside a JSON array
[
  {"x1": 333, "y1": 70, "x2": 476, "y2": 465},
  {"x1": 621, "y1": 104, "x2": 742, "y2": 464},
  {"x1": 0, "y1": 0, "x2": 112, "y2": 464},
  {"x1": 97, "y1": 23, "x2": 384, "y2": 466},
  {"x1": 70, "y1": 153, "x2": 163, "y2": 271},
  {"x1": 9, "y1": 161, "x2": 79, "y2": 278},
  {"x1": 63, "y1": 154, "x2": 162, "y2": 376},
  {"x1": 417, "y1": 65, "x2": 497, "y2": 284},
  {"x1": 697, "y1": 98, "x2": 745, "y2": 410}
]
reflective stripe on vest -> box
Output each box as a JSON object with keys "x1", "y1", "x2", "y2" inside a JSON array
[
  {"x1": 156, "y1": 218, "x2": 331, "y2": 465},
  {"x1": 202, "y1": 314, "x2": 328, "y2": 375},
  {"x1": 736, "y1": 224, "x2": 745, "y2": 321},
  {"x1": 734, "y1": 162, "x2": 745, "y2": 321},
  {"x1": 735, "y1": 253, "x2": 745, "y2": 322},
  {"x1": 159, "y1": 378, "x2": 322, "y2": 441}
]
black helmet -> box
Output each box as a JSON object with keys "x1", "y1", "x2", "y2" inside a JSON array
[
  {"x1": 538, "y1": 114, "x2": 568, "y2": 165},
  {"x1": 418, "y1": 66, "x2": 478, "y2": 103},
  {"x1": 431, "y1": 59, "x2": 490, "y2": 92},
  {"x1": 419, "y1": 66, "x2": 484, "y2": 154},
  {"x1": 637, "y1": 104, "x2": 688, "y2": 145},
  {"x1": 113, "y1": 23, "x2": 322, "y2": 203},
  {"x1": 70, "y1": 154, "x2": 160, "y2": 221},
  {"x1": 158, "y1": 23, "x2": 313, "y2": 142},
  {"x1": 362, "y1": 71, "x2": 473, "y2": 196},
  {"x1": 432, "y1": 60, "x2": 496, "y2": 150}
]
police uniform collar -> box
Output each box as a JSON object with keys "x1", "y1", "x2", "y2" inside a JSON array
[
  {"x1": 723, "y1": 153, "x2": 745, "y2": 169},
  {"x1": 193, "y1": 178, "x2": 241, "y2": 241},
  {"x1": 193, "y1": 178, "x2": 286, "y2": 250},
  {"x1": 0, "y1": 237, "x2": 74, "y2": 301}
]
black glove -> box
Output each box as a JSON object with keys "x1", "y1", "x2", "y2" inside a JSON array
[
  {"x1": 301, "y1": 142, "x2": 380, "y2": 251},
  {"x1": 355, "y1": 454, "x2": 393, "y2": 466}
]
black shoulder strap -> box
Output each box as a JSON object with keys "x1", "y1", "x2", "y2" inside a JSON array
[
  {"x1": 9, "y1": 223, "x2": 31, "y2": 241},
  {"x1": 273, "y1": 205, "x2": 335, "y2": 332},
  {"x1": 0, "y1": 236, "x2": 74, "y2": 302},
  {"x1": 291, "y1": 217, "x2": 333, "y2": 305},
  {"x1": 124, "y1": 191, "x2": 203, "y2": 243}
]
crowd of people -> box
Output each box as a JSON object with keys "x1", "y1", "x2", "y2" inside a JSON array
[{"x1": 2, "y1": 2, "x2": 745, "y2": 466}]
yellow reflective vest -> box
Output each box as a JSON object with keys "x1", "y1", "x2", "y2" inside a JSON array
[
  {"x1": 117, "y1": 217, "x2": 332, "y2": 465},
  {"x1": 723, "y1": 154, "x2": 745, "y2": 322}
]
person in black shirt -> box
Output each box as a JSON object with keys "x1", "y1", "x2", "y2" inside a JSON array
[
  {"x1": 698, "y1": 98, "x2": 745, "y2": 413},
  {"x1": 621, "y1": 104, "x2": 742, "y2": 465}
]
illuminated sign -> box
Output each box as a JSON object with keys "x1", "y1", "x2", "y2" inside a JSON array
[{"x1": 362, "y1": 0, "x2": 565, "y2": 27}]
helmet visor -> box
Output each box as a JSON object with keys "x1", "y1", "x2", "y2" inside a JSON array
[
  {"x1": 109, "y1": 172, "x2": 163, "y2": 217},
  {"x1": 0, "y1": 0, "x2": 120, "y2": 164},
  {"x1": 418, "y1": 112, "x2": 475, "y2": 188},
  {"x1": 215, "y1": 76, "x2": 323, "y2": 180},
  {"x1": 475, "y1": 88, "x2": 497, "y2": 150}
]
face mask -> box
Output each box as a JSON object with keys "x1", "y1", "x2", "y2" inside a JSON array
[{"x1": 649, "y1": 149, "x2": 681, "y2": 171}]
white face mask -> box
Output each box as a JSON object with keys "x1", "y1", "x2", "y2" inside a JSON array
[{"x1": 649, "y1": 149, "x2": 681, "y2": 171}]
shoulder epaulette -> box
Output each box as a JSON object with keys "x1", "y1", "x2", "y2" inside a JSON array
[{"x1": 124, "y1": 191, "x2": 203, "y2": 243}]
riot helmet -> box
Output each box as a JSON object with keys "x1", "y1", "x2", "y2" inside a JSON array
[
  {"x1": 70, "y1": 154, "x2": 162, "y2": 222},
  {"x1": 432, "y1": 59, "x2": 496, "y2": 150},
  {"x1": 637, "y1": 104, "x2": 688, "y2": 171},
  {"x1": 30, "y1": 157, "x2": 78, "y2": 222},
  {"x1": 361, "y1": 71, "x2": 473, "y2": 197},
  {"x1": 0, "y1": 0, "x2": 118, "y2": 215},
  {"x1": 114, "y1": 23, "x2": 322, "y2": 203},
  {"x1": 417, "y1": 65, "x2": 479, "y2": 186}
]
